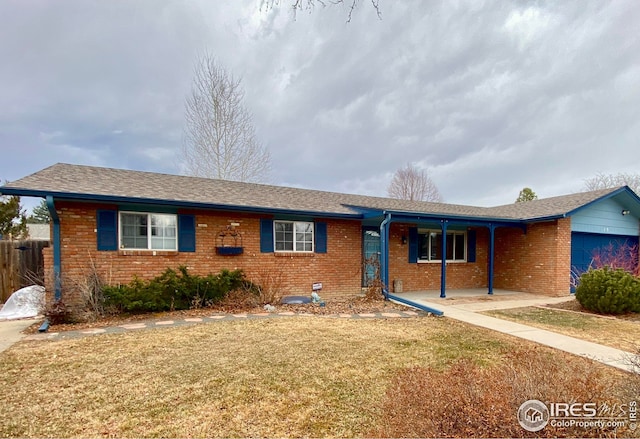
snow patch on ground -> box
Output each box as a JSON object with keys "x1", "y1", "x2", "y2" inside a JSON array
[{"x1": 0, "y1": 285, "x2": 45, "y2": 320}]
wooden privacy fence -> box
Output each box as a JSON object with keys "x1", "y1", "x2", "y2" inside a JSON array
[{"x1": 0, "y1": 240, "x2": 49, "y2": 303}]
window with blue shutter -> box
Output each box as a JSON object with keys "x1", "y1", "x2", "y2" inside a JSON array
[
  {"x1": 260, "y1": 219, "x2": 274, "y2": 253},
  {"x1": 178, "y1": 214, "x2": 196, "y2": 252},
  {"x1": 467, "y1": 230, "x2": 476, "y2": 262},
  {"x1": 315, "y1": 222, "x2": 327, "y2": 253},
  {"x1": 408, "y1": 227, "x2": 419, "y2": 263},
  {"x1": 97, "y1": 210, "x2": 118, "y2": 251}
]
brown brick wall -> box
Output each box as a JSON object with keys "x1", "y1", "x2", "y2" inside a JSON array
[
  {"x1": 387, "y1": 224, "x2": 489, "y2": 292},
  {"x1": 493, "y1": 218, "x2": 572, "y2": 296},
  {"x1": 43, "y1": 201, "x2": 574, "y2": 305},
  {"x1": 44, "y1": 201, "x2": 363, "y2": 306}
]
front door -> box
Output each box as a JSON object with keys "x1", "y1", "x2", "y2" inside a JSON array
[{"x1": 363, "y1": 227, "x2": 381, "y2": 287}]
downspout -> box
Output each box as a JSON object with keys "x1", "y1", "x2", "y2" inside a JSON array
[
  {"x1": 440, "y1": 219, "x2": 448, "y2": 298},
  {"x1": 46, "y1": 196, "x2": 62, "y2": 301},
  {"x1": 379, "y1": 212, "x2": 391, "y2": 299}
]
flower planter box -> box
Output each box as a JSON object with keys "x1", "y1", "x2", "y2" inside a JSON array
[{"x1": 215, "y1": 246, "x2": 244, "y2": 256}]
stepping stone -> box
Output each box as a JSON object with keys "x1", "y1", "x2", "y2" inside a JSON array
[
  {"x1": 252, "y1": 313, "x2": 270, "y2": 317},
  {"x1": 119, "y1": 323, "x2": 147, "y2": 330},
  {"x1": 155, "y1": 320, "x2": 174, "y2": 326},
  {"x1": 24, "y1": 333, "x2": 58, "y2": 340},
  {"x1": 381, "y1": 313, "x2": 401, "y2": 318},
  {"x1": 185, "y1": 318, "x2": 203, "y2": 322},
  {"x1": 233, "y1": 314, "x2": 247, "y2": 318},
  {"x1": 278, "y1": 311, "x2": 296, "y2": 316},
  {"x1": 81, "y1": 328, "x2": 106, "y2": 334},
  {"x1": 338, "y1": 314, "x2": 352, "y2": 318},
  {"x1": 358, "y1": 313, "x2": 376, "y2": 318},
  {"x1": 209, "y1": 315, "x2": 227, "y2": 319},
  {"x1": 402, "y1": 311, "x2": 418, "y2": 316}
]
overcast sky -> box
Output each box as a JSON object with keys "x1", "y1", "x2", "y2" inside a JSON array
[{"x1": 1, "y1": 0, "x2": 639, "y2": 211}]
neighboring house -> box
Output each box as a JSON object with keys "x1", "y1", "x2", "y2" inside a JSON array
[
  {"x1": 26, "y1": 223, "x2": 51, "y2": 241},
  {"x1": 1, "y1": 163, "x2": 639, "y2": 307}
]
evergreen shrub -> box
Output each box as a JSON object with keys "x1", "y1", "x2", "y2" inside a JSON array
[
  {"x1": 575, "y1": 267, "x2": 640, "y2": 314},
  {"x1": 103, "y1": 266, "x2": 249, "y2": 313}
]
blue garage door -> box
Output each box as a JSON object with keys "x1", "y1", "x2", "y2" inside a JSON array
[{"x1": 571, "y1": 232, "x2": 639, "y2": 278}]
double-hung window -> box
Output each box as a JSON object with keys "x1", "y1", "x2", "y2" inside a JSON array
[
  {"x1": 274, "y1": 221, "x2": 314, "y2": 252},
  {"x1": 120, "y1": 212, "x2": 177, "y2": 250},
  {"x1": 418, "y1": 230, "x2": 466, "y2": 262}
]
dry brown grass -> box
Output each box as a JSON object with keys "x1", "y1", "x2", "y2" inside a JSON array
[
  {"x1": 0, "y1": 316, "x2": 634, "y2": 438},
  {"x1": 485, "y1": 306, "x2": 640, "y2": 352},
  {"x1": 369, "y1": 351, "x2": 633, "y2": 438}
]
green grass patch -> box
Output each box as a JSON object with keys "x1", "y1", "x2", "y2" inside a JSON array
[
  {"x1": 485, "y1": 306, "x2": 640, "y2": 351},
  {"x1": 489, "y1": 307, "x2": 593, "y2": 329}
]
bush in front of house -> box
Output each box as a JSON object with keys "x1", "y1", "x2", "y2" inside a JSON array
[
  {"x1": 102, "y1": 266, "x2": 249, "y2": 313},
  {"x1": 575, "y1": 267, "x2": 640, "y2": 315}
]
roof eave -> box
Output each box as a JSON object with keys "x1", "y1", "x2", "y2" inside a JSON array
[
  {"x1": 563, "y1": 186, "x2": 640, "y2": 218},
  {"x1": 382, "y1": 209, "x2": 526, "y2": 225},
  {"x1": 0, "y1": 188, "x2": 363, "y2": 220}
]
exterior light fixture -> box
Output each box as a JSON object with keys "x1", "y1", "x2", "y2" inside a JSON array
[
  {"x1": 622, "y1": 209, "x2": 630, "y2": 216},
  {"x1": 401, "y1": 235, "x2": 407, "y2": 245}
]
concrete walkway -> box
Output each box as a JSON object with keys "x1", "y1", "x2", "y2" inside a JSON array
[
  {"x1": 393, "y1": 291, "x2": 637, "y2": 373},
  {"x1": 0, "y1": 318, "x2": 41, "y2": 353}
]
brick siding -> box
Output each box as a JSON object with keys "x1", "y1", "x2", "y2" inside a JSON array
[
  {"x1": 43, "y1": 202, "x2": 574, "y2": 307},
  {"x1": 493, "y1": 218, "x2": 572, "y2": 296},
  {"x1": 44, "y1": 201, "x2": 362, "y2": 306}
]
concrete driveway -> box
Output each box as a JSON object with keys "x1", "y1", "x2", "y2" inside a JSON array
[{"x1": 0, "y1": 318, "x2": 40, "y2": 353}]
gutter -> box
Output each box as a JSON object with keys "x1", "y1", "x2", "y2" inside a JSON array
[{"x1": 46, "y1": 195, "x2": 62, "y2": 301}]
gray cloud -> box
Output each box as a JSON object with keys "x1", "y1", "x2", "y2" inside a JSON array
[{"x1": 1, "y1": 0, "x2": 639, "y2": 209}]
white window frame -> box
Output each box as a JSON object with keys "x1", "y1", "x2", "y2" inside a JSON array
[
  {"x1": 274, "y1": 220, "x2": 314, "y2": 253},
  {"x1": 418, "y1": 229, "x2": 467, "y2": 263},
  {"x1": 119, "y1": 212, "x2": 177, "y2": 251}
]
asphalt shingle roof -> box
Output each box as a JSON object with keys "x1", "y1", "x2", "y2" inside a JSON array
[{"x1": 1, "y1": 163, "x2": 626, "y2": 222}]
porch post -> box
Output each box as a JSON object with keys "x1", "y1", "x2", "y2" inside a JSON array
[
  {"x1": 488, "y1": 224, "x2": 495, "y2": 295},
  {"x1": 440, "y1": 220, "x2": 448, "y2": 298}
]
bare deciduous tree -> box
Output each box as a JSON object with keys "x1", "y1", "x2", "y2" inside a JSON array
[
  {"x1": 387, "y1": 164, "x2": 442, "y2": 202},
  {"x1": 182, "y1": 54, "x2": 271, "y2": 183},
  {"x1": 261, "y1": 0, "x2": 381, "y2": 22},
  {"x1": 584, "y1": 172, "x2": 640, "y2": 196}
]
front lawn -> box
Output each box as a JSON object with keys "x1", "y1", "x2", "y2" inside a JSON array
[
  {"x1": 485, "y1": 306, "x2": 640, "y2": 352},
  {"x1": 0, "y1": 316, "x2": 635, "y2": 438}
]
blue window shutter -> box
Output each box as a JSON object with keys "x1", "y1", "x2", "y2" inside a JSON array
[
  {"x1": 178, "y1": 214, "x2": 196, "y2": 252},
  {"x1": 97, "y1": 210, "x2": 117, "y2": 251},
  {"x1": 467, "y1": 230, "x2": 476, "y2": 262},
  {"x1": 408, "y1": 227, "x2": 419, "y2": 263},
  {"x1": 260, "y1": 219, "x2": 274, "y2": 253},
  {"x1": 315, "y1": 222, "x2": 327, "y2": 253}
]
